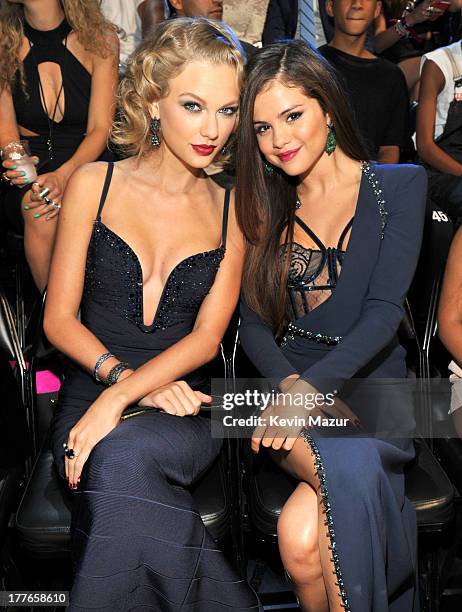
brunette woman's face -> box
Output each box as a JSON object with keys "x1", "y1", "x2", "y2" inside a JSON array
[
  {"x1": 154, "y1": 60, "x2": 239, "y2": 169},
  {"x1": 253, "y1": 80, "x2": 331, "y2": 176}
]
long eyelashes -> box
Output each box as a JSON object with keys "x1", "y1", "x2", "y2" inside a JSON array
[
  {"x1": 254, "y1": 111, "x2": 304, "y2": 136},
  {"x1": 181, "y1": 102, "x2": 238, "y2": 117}
]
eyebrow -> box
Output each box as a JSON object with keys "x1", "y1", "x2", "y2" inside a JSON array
[
  {"x1": 179, "y1": 92, "x2": 239, "y2": 106},
  {"x1": 253, "y1": 103, "x2": 304, "y2": 124}
]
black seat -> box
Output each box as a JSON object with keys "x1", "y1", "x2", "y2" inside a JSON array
[
  {"x1": 15, "y1": 442, "x2": 230, "y2": 558},
  {"x1": 14, "y1": 316, "x2": 240, "y2": 561}
]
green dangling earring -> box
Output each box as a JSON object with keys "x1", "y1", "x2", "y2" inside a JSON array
[
  {"x1": 325, "y1": 123, "x2": 337, "y2": 155},
  {"x1": 264, "y1": 161, "x2": 275, "y2": 175}
]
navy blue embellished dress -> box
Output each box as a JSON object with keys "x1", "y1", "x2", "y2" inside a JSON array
[
  {"x1": 50, "y1": 162, "x2": 261, "y2": 611},
  {"x1": 239, "y1": 163, "x2": 427, "y2": 612}
]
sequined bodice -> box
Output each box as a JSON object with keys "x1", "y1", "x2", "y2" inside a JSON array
[
  {"x1": 281, "y1": 215, "x2": 354, "y2": 319},
  {"x1": 82, "y1": 162, "x2": 228, "y2": 334}
]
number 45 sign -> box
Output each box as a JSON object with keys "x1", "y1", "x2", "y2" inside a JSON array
[{"x1": 433, "y1": 210, "x2": 449, "y2": 222}]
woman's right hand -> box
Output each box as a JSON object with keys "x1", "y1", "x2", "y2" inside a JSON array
[
  {"x1": 405, "y1": 0, "x2": 444, "y2": 26},
  {"x1": 2, "y1": 156, "x2": 39, "y2": 186},
  {"x1": 138, "y1": 380, "x2": 212, "y2": 416}
]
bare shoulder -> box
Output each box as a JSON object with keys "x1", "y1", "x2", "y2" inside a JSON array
[{"x1": 63, "y1": 161, "x2": 111, "y2": 218}]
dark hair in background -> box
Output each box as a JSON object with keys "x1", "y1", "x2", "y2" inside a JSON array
[{"x1": 236, "y1": 40, "x2": 368, "y2": 336}]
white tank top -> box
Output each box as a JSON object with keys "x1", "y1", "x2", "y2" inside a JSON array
[{"x1": 421, "y1": 41, "x2": 462, "y2": 139}]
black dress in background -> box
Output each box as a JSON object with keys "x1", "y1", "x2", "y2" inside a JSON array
[
  {"x1": 2, "y1": 18, "x2": 111, "y2": 231},
  {"x1": 50, "y1": 162, "x2": 261, "y2": 611}
]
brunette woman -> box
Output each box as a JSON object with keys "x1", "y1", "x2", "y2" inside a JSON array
[{"x1": 236, "y1": 40, "x2": 426, "y2": 611}]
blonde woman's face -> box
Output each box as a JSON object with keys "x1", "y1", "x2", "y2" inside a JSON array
[
  {"x1": 155, "y1": 61, "x2": 239, "y2": 169},
  {"x1": 253, "y1": 80, "x2": 330, "y2": 177}
]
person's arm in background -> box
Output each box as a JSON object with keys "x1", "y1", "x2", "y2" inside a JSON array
[
  {"x1": 373, "y1": 0, "x2": 440, "y2": 55},
  {"x1": 378, "y1": 67, "x2": 409, "y2": 164},
  {"x1": 138, "y1": 0, "x2": 166, "y2": 38},
  {"x1": 417, "y1": 58, "x2": 462, "y2": 175}
]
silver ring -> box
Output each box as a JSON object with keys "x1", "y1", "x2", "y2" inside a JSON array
[
  {"x1": 43, "y1": 196, "x2": 61, "y2": 209},
  {"x1": 39, "y1": 187, "x2": 50, "y2": 199}
]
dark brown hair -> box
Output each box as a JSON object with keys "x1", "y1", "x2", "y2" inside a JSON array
[{"x1": 236, "y1": 40, "x2": 368, "y2": 336}]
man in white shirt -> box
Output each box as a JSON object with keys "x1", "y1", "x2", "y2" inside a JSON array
[{"x1": 100, "y1": 0, "x2": 166, "y2": 72}]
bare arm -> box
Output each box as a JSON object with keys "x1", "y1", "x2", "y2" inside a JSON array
[
  {"x1": 378, "y1": 145, "x2": 400, "y2": 164},
  {"x1": 0, "y1": 87, "x2": 21, "y2": 149},
  {"x1": 417, "y1": 59, "x2": 462, "y2": 175},
  {"x1": 373, "y1": 2, "x2": 437, "y2": 55},
  {"x1": 138, "y1": 0, "x2": 166, "y2": 38},
  {"x1": 438, "y1": 227, "x2": 462, "y2": 364}
]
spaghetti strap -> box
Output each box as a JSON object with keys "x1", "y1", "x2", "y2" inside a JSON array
[
  {"x1": 96, "y1": 162, "x2": 114, "y2": 221},
  {"x1": 337, "y1": 217, "x2": 355, "y2": 250},
  {"x1": 221, "y1": 189, "x2": 230, "y2": 248}
]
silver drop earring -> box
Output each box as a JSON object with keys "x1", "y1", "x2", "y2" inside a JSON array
[{"x1": 150, "y1": 117, "x2": 161, "y2": 147}]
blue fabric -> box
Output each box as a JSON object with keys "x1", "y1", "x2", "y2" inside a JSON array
[{"x1": 239, "y1": 163, "x2": 427, "y2": 611}]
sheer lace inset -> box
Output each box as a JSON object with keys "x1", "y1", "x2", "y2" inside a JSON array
[{"x1": 281, "y1": 215, "x2": 354, "y2": 319}]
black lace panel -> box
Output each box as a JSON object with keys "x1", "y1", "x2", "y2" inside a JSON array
[{"x1": 281, "y1": 243, "x2": 345, "y2": 319}]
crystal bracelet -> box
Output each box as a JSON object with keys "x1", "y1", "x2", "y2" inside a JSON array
[
  {"x1": 106, "y1": 362, "x2": 130, "y2": 386},
  {"x1": 93, "y1": 352, "x2": 115, "y2": 383}
]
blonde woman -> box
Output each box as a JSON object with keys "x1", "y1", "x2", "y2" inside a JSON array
[
  {"x1": 0, "y1": 0, "x2": 119, "y2": 290},
  {"x1": 44, "y1": 17, "x2": 260, "y2": 611}
]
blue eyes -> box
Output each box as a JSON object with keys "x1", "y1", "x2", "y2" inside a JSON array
[
  {"x1": 182, "y1": 101, "x2": 238, "y2": 116},
  {"x1": 255, "y1": 111, "x2": 303, "y2": 136},
  {"x1": 183, "y1": 102, "x2": 201, "y2": 113}
]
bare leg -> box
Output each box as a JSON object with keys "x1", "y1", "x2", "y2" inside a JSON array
[
  {"x1": 277, "y1": 481, "x2": 328, "y2": 612},
  {"x1": 269, "y1": 436, "x2": 345, "y2": 612},
  {"x1": 21, "y1": 190, "x2": 57, "y2": 291}
]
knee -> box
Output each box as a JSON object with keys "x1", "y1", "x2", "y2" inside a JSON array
[
  {"x1": 84, "y1": 428, "x2": 162, "y2": 488},
  {"x1": 278, "y1": 513, "x2": 322, "y2": 586}
]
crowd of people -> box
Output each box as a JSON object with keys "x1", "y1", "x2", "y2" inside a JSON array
[{"x1": 1, "y1": 0, "x2": 462, "y2": 611}]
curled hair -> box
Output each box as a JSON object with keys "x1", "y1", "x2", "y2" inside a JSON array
[
  {"x1": 0, "y1": 0, "x2": 117, "y2": 92},
  {"x1": 111, "y1": 17, "x2": 245, "y2": 158},
  {"x1": 235, "y1": 40, "x2": 368, "y2": 335}
]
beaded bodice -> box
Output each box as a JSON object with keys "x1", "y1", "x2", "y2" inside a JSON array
[{"x1": 82, "y1": 163, "x2": 228, "y2": 334}]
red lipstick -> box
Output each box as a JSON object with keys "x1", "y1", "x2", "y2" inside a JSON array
[
  {"x1": 192, "y1": 144, "x2": 216, "y2": 156},
  {"x1": 277, "y1": 147, "x2": 301, "y2": 162}
]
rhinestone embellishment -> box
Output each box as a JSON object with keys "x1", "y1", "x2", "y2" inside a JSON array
[
  {"x1": 301, "y1": 430, "x2": 351, "y2": 611},
  {"x1": 360, "y1": 160, "x2": 388, "y2": 240},
  {"x1": 83, "y1": 221, "x2": 225, "y2": 332},
  {"x1": 281, "y1": 321, "x2": 342, "y2": 347}
]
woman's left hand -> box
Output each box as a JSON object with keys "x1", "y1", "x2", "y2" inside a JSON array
[
  {"x1": 64, "y1": 391, "x2": 126, "y2": 490},
  {"x1": 28, "y1": 171, "x2": 68, "y2": 216}
]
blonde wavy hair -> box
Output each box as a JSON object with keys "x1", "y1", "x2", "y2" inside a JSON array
[
  {"x1": 112, "y1": 17, "x2": 246, "y2": 158},
  {"x1": 0, "y1": 0, "x2": 117, "y2": 92}
]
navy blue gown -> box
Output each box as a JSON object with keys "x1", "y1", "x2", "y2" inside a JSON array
[
  {"x1": 239, "y1": 163, "x2": 427, "y2": 612},
  {"x1": 50, "y1": 162, "x2": 261, "y2": 611}
]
